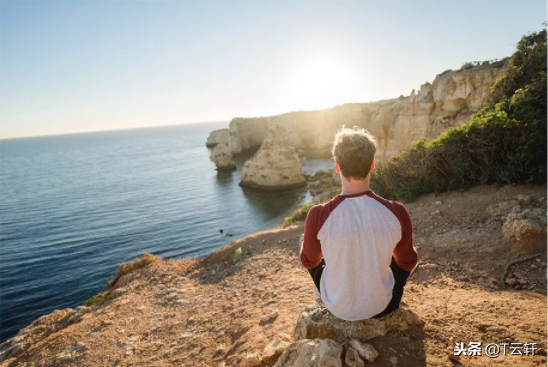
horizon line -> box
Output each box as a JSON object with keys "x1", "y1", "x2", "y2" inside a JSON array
[{"x1": 0, "y1": 119, "x2": 232, "y2": 142}]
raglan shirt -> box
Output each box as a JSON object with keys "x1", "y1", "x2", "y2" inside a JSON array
[{"x1": 300, "y1": 190, "x2": 417, "y2": 320}]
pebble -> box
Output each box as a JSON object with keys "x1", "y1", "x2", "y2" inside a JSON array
[
  {"x1": 505, "y1": 278, "x2": 518, "y2": 286},
  {"x1": 260, "y1": 310, "x2": 279, "y2": 324}
]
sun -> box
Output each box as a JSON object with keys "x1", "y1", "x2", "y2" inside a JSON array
[{"x1": 283, "y1": 56, "x2": 364, "y2": 111}]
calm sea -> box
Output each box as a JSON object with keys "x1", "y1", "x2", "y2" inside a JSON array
[{"x1": 0, "y1": 122, "x2": 332, "y2": 342}]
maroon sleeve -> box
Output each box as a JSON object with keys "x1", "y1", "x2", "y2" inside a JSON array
[
  {"x1": 300, "y1": 206, "x2": 323, "y2": 269},
  {"x1": 392, "y1": 204, "x2": 417, "y2": 271}
]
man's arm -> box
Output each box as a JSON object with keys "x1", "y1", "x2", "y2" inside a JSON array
[
  {"x1": 300, "y1": 207, "x2": 323, "y2": 269},
  {"x1": 393, "y1": 204, "x2": 418, "y2": 271}
]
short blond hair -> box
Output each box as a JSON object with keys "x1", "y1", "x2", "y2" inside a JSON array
[{"x1": 332, "y1": 126, "x2": 377, "y2": 180}]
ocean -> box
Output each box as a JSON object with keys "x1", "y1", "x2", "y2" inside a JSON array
[{"x1": 0, "y1": 122, "x2": 333, "y2": 342}]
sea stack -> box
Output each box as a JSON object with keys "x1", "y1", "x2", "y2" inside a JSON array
[
  {"x1": 209, "y1": 143, "x2": 236, "y2": 171},
  {"x1": 239, "y1": 125, "x2": 306, "y2": 191},
  {"x1": 205, "y1": 128, "x2": 230, "y2": 148}
]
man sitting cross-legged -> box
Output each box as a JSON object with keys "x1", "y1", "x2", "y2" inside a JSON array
[{"x1": 300, "y1": 127, "x2": 418, "y2": 320}]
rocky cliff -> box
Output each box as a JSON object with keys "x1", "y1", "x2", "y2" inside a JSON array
[
  {"x1": 239, "y1": 126, "x2": 307, "y2": 191},
  {"x1": 207, "y1": 61, "x2": 505, "y2": 161},
  {"x1": 209, "y1": 143, "x2": 236, "y2": 170},
  {"x1": 206, "y1": 129, "x2": 231, "y2": 148}
]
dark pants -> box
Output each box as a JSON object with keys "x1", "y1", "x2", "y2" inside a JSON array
[{"x1": 307, "y1": 256, "x2": 411, "y2": 318}]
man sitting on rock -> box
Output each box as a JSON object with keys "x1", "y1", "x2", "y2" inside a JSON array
[{"x1": 300, "y1": 127, "x2": 417, "y2": 320}]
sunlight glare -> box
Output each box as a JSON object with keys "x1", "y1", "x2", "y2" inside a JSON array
[{"x1": 283, "y1": 56, "x2": 365, "y2": 111}]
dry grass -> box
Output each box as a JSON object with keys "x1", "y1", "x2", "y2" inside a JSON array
[{"x1": 107, "y1": 253, "x2": 160, "y2": 288}]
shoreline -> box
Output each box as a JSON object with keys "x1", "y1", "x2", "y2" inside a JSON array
[{"x1": 1, "y1": 184, "x2": 546, "y2": 366}]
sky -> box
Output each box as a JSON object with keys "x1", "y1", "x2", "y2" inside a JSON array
[{"x1": 0, "y1": 1, "x2": 546, "y2": 139}]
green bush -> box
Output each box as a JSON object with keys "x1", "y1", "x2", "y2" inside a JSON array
[
  {"x1": 281, "y1": 193, "x2": 338, "y2": 226},
  {"x1": 371, "y1": 27, "x2": 547, "y2": 202},
  {"x1": 282, "y1": 202, "x2": 317, "y2": 227}
]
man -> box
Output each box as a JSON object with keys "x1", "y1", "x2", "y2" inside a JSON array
[{"x1": 300, "y1": 127, "x2": 417, "y2": 320}]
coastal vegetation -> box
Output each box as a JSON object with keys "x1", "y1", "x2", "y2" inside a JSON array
[
  {"x1": 282, "y1": 27, "x2": 547, "y2": 225},
  {"x1": 371, "y1": 27, "x2": 547, "y2": 202}
]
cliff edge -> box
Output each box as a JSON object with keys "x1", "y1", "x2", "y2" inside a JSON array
[{"x1": 1, "y1": 184, "x2": 546, "y2": 367}]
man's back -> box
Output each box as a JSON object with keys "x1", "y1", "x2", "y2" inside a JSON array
[{"x1": 301, "y1": 189, "x2": 417, "y2": 320}]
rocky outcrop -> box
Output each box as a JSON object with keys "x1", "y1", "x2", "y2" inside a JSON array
[
  {"x1": 273, "y1": 339, "x2": 343, "y2": 367},
  {"x1": 503, "y1": 209, "x2": 547, "y2": 252},
  {"x1": 305, "y1": 169, "x2": 342, "y2": 201},
  {"x1": 239, "y1": 126, "x2": 307, "y2": 191},
  {"x1": 0, "y1": 306, "x2": 92, "y2": 363},
  {"x1": 486, "y1": 195, "x2": 547, "y2": 252},
  {"x1": 209, "y1": 143, "x2": 236, "y2": 170},
  {"x1": 272, "y1": 299, "x2": 416, "y2": 366},
  {"x1": 294, "y1": 300, "x2": 423, "y2": 343},
  {"x1": 210, "y1": 62, "x2": 505, "y2": 161},
  {"x1": 206, "y1": 128, "x2": 230, "y2": 148}
]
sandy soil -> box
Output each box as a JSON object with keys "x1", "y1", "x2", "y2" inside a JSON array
[{"x1": 2, "y1": 184, "x2": 546, "y2": 367}]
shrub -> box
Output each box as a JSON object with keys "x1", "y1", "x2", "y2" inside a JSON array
[
  {"x1": 281, "y1": 193, "x2": 337, "y2": 226},
  {"x1": 85, "y1": 292, "x2": 107, "y2": 306},
  {"x1": 282, "y1": 202, "x2": 317, "y2": 227},
  {"x1": 371, "y1": 27, "x2": 547, "y2": 202},
  {"x1": 107, "y1": 253, "x2": 159, "y2": 288}
]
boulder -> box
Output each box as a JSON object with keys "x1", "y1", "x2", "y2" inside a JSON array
[
  {"x1": 274, "y1": 339, "x2": 343, "y2": 367},
  {"x1": 206, "y1": 128, "x2": 230, "y2": 148},
  {"x1": 294, "y1": 300, "x2": 423, "y2": 343},
  {"x1": 262, "y1": 334, "x2": 293, "y2": 364},
  {"x1": 348, "y1": 340, "x2": 378, "y2": 362},
  {"x1": 240, "y1": 126, "x2": 307, "y2": 191},
  {"x1": 210, "y1": 143, "x2": 236, "y2": 171},
  {"x1": 486, "y1": 200, "x2": 520, "y2": 217},
  {"x1": 503, "y1": 208, "x2": 547, "y2": 252},
  {"x1": 343, "y1": 347, "x2": 364, "y2": 367}
]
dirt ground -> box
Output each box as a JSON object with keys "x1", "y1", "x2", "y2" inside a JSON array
[{"x1": 2, "y1": 184, "x2": 546, "y2": 367}]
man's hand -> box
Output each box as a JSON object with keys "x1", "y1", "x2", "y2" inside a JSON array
[{"x1": 299, "y1": 234, "x2": 304, "y2": 254}]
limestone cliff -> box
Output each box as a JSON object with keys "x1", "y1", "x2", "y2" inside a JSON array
[
  {"x1": 209, "y1": 143, "x2": 236, "y2": 171},
  {"x1": 206, "y1": 128, "x2": 231, "y2": 148},
  {"x1": 239, "y1": 126, "x2": 307, "y2": 191},
  {"x1": 206, "y1": 61, "x2": 505, "y2": 161}
]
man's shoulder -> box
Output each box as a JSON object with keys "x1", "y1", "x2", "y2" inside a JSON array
[
  {"x1": 367, "y1": 191, "x2": 409, "y2": 217},
  {"x1": 310, "y1": 195, "x2": 346, "y2": 213},
  {"x1": 307, "y1": 195, "x2": 346, "y2": 222}
]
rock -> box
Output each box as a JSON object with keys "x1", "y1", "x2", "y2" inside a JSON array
[
  {"x1": 348, "y1": 340, "x2": 378, "y2": 362},
  {"x1": 274, "y1": 339, "x2": 343, "y2": 367},
  {"x1": 206, "y1": 128, "x2": 230, "y2": 148},
  {"x1": 344, "y1": 347, "x2": 364, "y2": 367},
  {"x1": 240, "y1": 126, "x2": 307, "y2": 191},
  {"x1": 262, "y1": 335, "x2": 291, "y2": 364},
  {"x1": 294, "y1": 300, "x2": 423, "y2": 343},
  {"x1": 388, "y1": 356, "x2": 398, "y2": 365},
  {"x1": 486, "y1": 200, "x2": 520, "y2": 217},
  {"x1": 430, "y1": 210, "x2": 441, "y2": 217},
  {"x1": 210, "y1": 143, "x2": 237, "y2": 171},
  {"x1": 409, "y1": 263, "x2": 440, "y2": 283},
  {"x1": 0, "y1": 307, "x2": 92, "y2": 363},
  {"x1": 0, "y1": 343, "x2": 22, "y2": 363},
  {"x1": 514, "y1": 194, "x2": 533, "y2": 206},
  {"x1": 433, "y1": 200, "x2": 443, "y2": 207},
  {"x1": 502, "y1": 209, "x2": 547, "y2": 252},
  {"x1": 242, "y1": 351, "x2": 263, "y2": 367},
  {"x1": 505, "y1": 278, "x2": 518, "y2": 287},
  {"x1": 260, "y1": 309, "x2": 279, "y2": 324}
]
